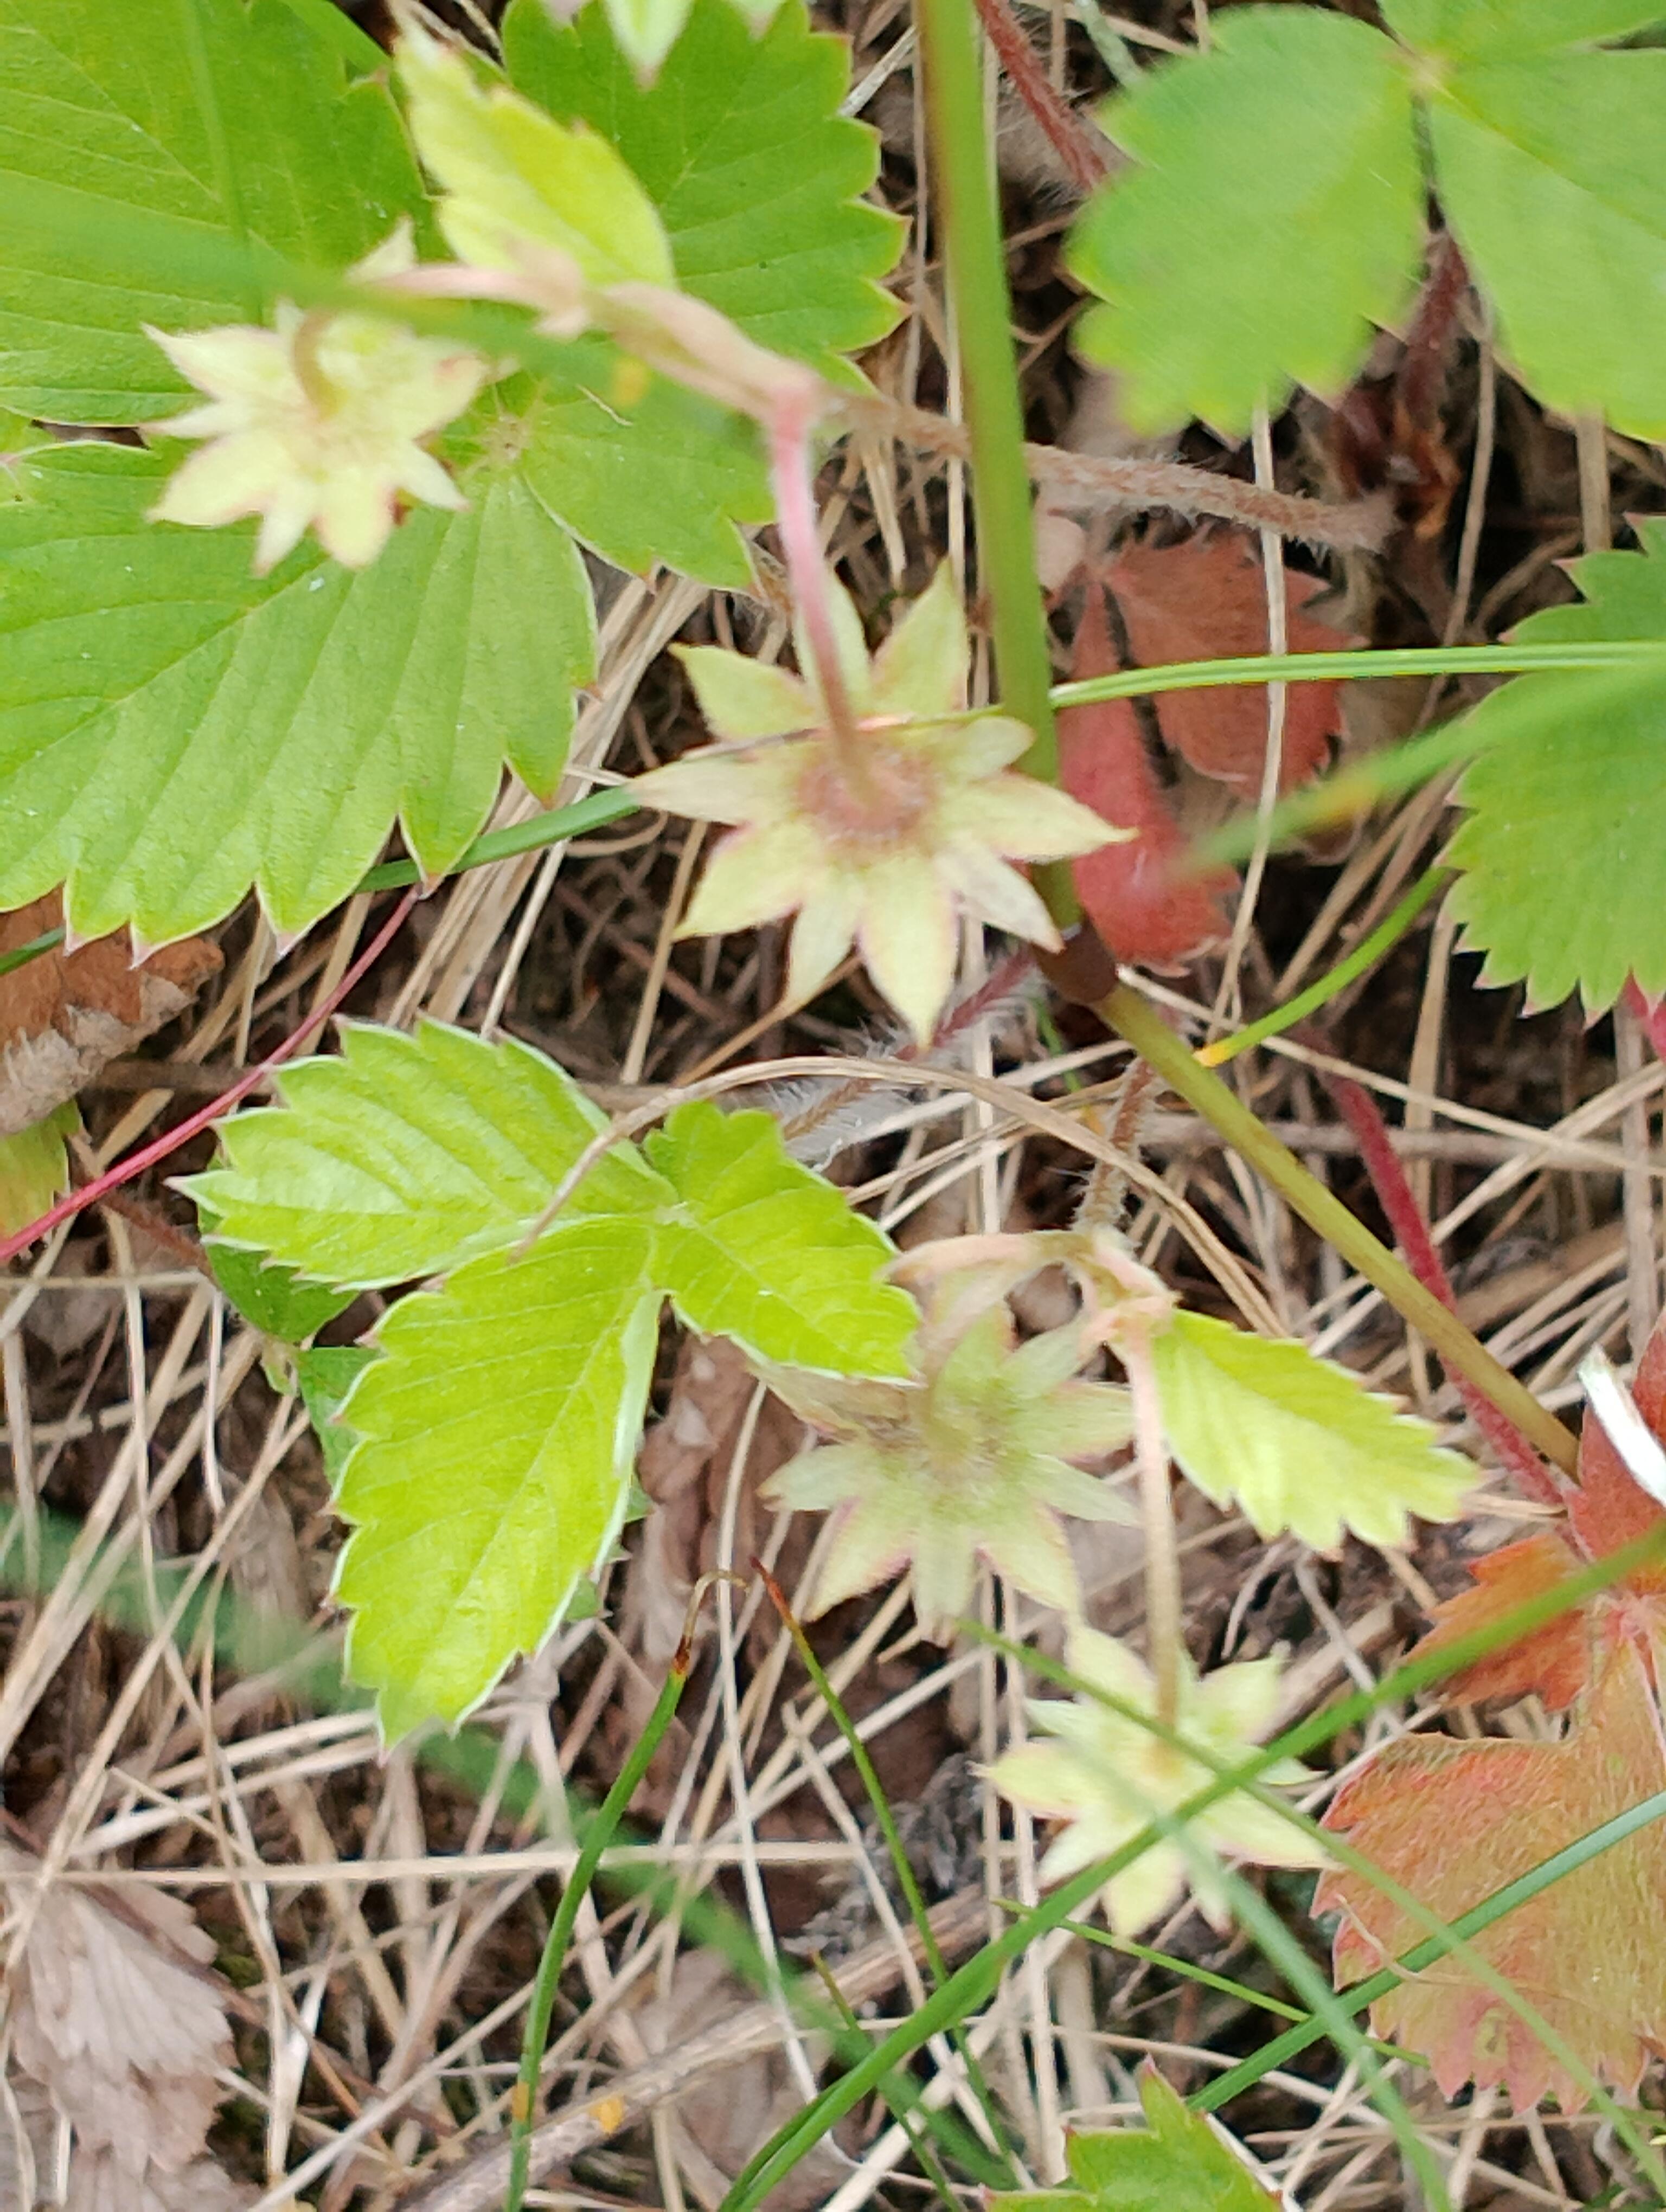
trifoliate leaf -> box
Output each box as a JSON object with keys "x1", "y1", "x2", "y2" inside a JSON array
[
  {"x1": 991, "y1": 2068, "x2": 1280, "y2": 2212},
  {"x1": 0, "y1": 0, "x2": 425, "y2": 421},
  {"x1": 0, "y1": 1103, "x2": 76, "y2": 1234},
  {"x1": 397, "y1": 21, "x2": 675, "y2": 290},
  {"x1": 294, "y1": 1342, "x2": 375, "y2": 1486},
  {"x1": 0, "y1": 436, "x2": 592, "y2": 942},
  {"x1": 990, "y1": 1623, "x2": 1326, "y2": 1937},
  {"x1": 1150, "y1": 1311, "x2": 1471, "y2": 1549},
  {"x1": 188, "y1": 1020, "x2": 668, "y2": 1290},
  {"x1": 1426, "y1": 50, "x2": 1666, "y2": 438},
  {"x1": 1067, "y1": 8, "x2": 1422, "y2": 433},
  {"x1": 197, "y1": 1203, "x2": 355, "y2": 1343},
  {"x1": 508, "y1": 355, "x2": 767, "y2": 587},
  {"x1": 1383, "y1": 0, "x2": 1666, "y2": 59},
  {"x1": 503, "y1": 0, "x2": 902, "y2": 383},
  {"x1": 760, "y1": 1291, "x2": 1133, "y2": 1631},
  {"x1": 645, "y1": 1101, "x2": 915, "y2": 1375},
  {"x1": 1321, "y1": 1635, "x2": 1666, "y2": 2112},
  {"x1": 334, "y1": 1219, "x2": 659, "y2": 1734},
  {"x1": 1444, "y1": 519, "x2": 1666, "y2": 1012}
]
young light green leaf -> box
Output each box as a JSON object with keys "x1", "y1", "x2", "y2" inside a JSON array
[
  {"x1": 1067, "y1": 8, "x2": 1422, "y2": 434},
  {"x1": 397, "y1": 21, "x2": 674, "y2": 290},
  {"x1": 1384, "y1": 0, "x2": 1666, "y2": 57},
  {"x1": 335, "y1": 1219, "x2": 658, "y2": 1735},
  {"x1": 0, "y1": 0, "x2": 425, "y2": 421},
  {"x1": 503, "y1": 0, "x2": 902, "y2": 383},
  {"x1": 188, "y1": 1021, "x2": 667, "y2": 1290},
  {"x1": 0, "y1": 438, "x2": 592, "y2": 942},
  {"x1": 1445, "y1": 520, "x2": 1666, "y2": 1011},
  {"x1": 294, "y1": 1343, "x2": 375, "y2": 1486},
  {"x1": 507, "y1": 357, "x2": 768, "y2": 587},
  {"x1": 0, "y1": 1104, "x2": 76, "y2": 1234},
  {"x1": 1150, "y1": 1311, "x2": 1471, "y2": 1549},
  {"x1": 1426, "y1": 51, "x2": 1666, "y2": 438},
  {"x1": 198, "y1": 1204, "x2": 356, "y2": 1343},
  {"x1": 645, "y1": 1101, "x2": 915, "y2": 1375},
  {"x1": 991, "y1": 2068, "x2": 1280, "y2": 2212}
]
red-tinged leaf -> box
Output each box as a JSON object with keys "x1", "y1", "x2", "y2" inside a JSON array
[
  {"x1": 1103, "y1": 535, "x2": 1352, "y2": 799},
  {"x1": 1417, "y1": 1529, "x2": 1592, "y2": 1713},
  {"x1": 1319, "y1": 1636, "x2": 1666, "y2": 2113},
  {"x1": 1058, "y1": 589, "x2": 1235, "y2": 969},
  {"x1": 1567, "y1": 1313, "x2": 1666, "y2": 1586}
]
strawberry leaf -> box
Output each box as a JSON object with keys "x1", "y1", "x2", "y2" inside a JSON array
[
  {"x1": 197, "y1": 1204, "x2": 356, "y2": 1344},
  {"x1": 1383, "y1": 0, "x2": 1666, "y2": 57},
  {"x1": 503, "y1": 0, "x2": 902, "y2": 385},
  {"x1": 0, "y1": 0, "x2": 425, "y2": 422},
  {"x1": 335, "y1": 1220, "x2": 659, "y2": 1735},
  {"x1": 645, "y1": 1101, "x2": 915, "y2": 1375},
  {"x1": 1150, "y1": 1311, "x2": 1472, "y2": 1549},
  {"x1": 1445, "y1": 519, "x2": 1666, "y2": 1013},
  {"x1": 294, "y1": 1343, "x2": 375, "y2": 1486},
  {"x1": 1426, "y1": 48, "x2": 1666, "y2": 438},
  {"x1": 0, "y1": 438, "x2": 594, "y2": 942},
  {"x1": 1319, "y1": 1635, "x2": 1666, "y2": 2112},
  {"x1": 1067, "y1": 8, "x2": 1423, "y2": 433},
  {"x1": 991, "y1": 2068, "x2": 1280, "y2": 2212},
  {"x1": 188, "y1": 1021, "x2": 668, "y2": 1290},
  {"x1": 0, "y1": 1103, "x2": 76, "y2": 1235}
]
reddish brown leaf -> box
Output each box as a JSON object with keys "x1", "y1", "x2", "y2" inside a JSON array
[
  {"x1": 0, "y1": 895, "x2": 220, "y2": 1138},
  {"x1": 1103, "y1": 535, "x2": 1351, "y2": 799},
  {"x1": 1320, "y1": 1636, "x2": 1666, "y2": 2113},
  {"x1": 1058, "y1": 588, "x2": 1234, "y2": 969}
]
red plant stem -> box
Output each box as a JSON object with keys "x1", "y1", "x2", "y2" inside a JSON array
[
  {"x1": 1320, "y1": 1064, "x2": 1569, "y2": 1510},
  {"x1": 968, "y1": 0, "x2": 1108, "y2": 198},
  {"x1": 0, "y1": 888, "x2": 420, "y2": 1268}
]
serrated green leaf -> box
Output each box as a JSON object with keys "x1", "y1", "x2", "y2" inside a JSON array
[
  {"x1": 189, "y1": 1020, "x2": 669, "y2": 1290},
  {"x1": 295, "y1": 1342, "x2": 375, "y2": 1484},
  {"x1": 200, "y1": 1203, "x2": 356, "y2": 1342},
  {"x1": 506, "y1": 357, "x2": 767, "y2": 587},
  {"x1": 1150, "y1": 1311, "x2": 1471, "y2": 1549},
  {"x1": 336, "y1": 1218, "x2": 658, "y2": 1734},
  {"x1": 398, "y1": 19, "x2": 675, "y2": 288},
  {"x1": 1445, "y1": 521, "x2": 1666, "y2": 1010},
  {"x1": 0, "y1": 0, "x2": 425, "y2": 421},
  {"x1": 645, "y1": 1101, "x2": 914, "y2": 1375},
  {"x1": 0, "y1": 436, "x2": 592, "y2": 942},
  {"x1": 1426, "y1": 52, "x2": 1666, "y2": 438},
  {"x1": 1385, "y1": 0, "x2": 1665, "y2": 56},
  {"x1": 598, "y1": 0, "x2": 696, "y2": 77},
  {"x1": 1067, "y1": 8, "x2": 1422, "y2": 434},
  {"x1": 503, "y1": 0, "x2": 902, "y2": 384},
  {"x1": 0, "y1": 1102, "x2": 76, "y2": 1234},
  {"x1": 991, "y1": 2070, "x2": 1280, "y2": 2212}
]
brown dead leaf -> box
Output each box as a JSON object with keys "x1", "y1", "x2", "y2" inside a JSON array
[
  {"x1": 1102, "y1": 534, "x2": 1353, "y2": 799},
  {"x1": 0, "y1": 894, "x2": 221, "y2": 1138},
  {"x1": 64, "y1": 2148, "x2": 257, "y2": 2212},
  {"x1": 2, "y1": 1841, "x2": 235, "y2": 2180}
]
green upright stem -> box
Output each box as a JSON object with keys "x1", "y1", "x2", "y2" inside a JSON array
[
  {"x1": 915, "y1": 0, "x2": 1074, "y2": 923},
  {"x1": 1099, "y1": 982, "x2": 1580, "y2": 1477}
]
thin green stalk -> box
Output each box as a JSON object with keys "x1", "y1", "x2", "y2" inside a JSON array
[
  {"x1": 1050, "y1": 639, "x2": 1666, "y2": 711},
  {"x1": 1199, "y1": 868, "x2": 1447, "y2": 1067},
  {"x1": 1098, "y1": 979, "x2": 1580, "y2": 1477},
  {"x1": 355, "y1": 786, "x2": 641, "y2": 891},
  {"x1": 757, "y1": 1564, "x2": 1020, "y2": 2182},
  {"x1": 915, "y1": 0, "x2": 1075, "y2": 926},
  {"x1": 503, "y1": 1646, "x2": 693, "y2": 2212},
  {"x1": 0, "y1": 928, "x2": 65, "y2": 981},
  {"x1": 807, "y1": 1957, "x2": 970, "y2": 2210}
]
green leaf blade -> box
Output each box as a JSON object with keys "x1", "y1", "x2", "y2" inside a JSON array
[
  {"x1": 503, "y1": 0, "x2": 902, "y2": 383},
  {"x1": 1445, "y1": 521, "x2": 1666, "y2": 1011},
  {"x1": 646, "y1": 1102, "x2": 915, "y2": 1375},
  {"x1": 1067, "y1": 8, "x2": 1422, "y2": 434},
  {"x1": 1428, "y1": 51, "x2": 1666, "y2": 438},
  {"x1": 1384, "y1": 0, "x2": 1666, "y2": 57},
  {"x1": 0, "y1": 1103, "x2": 76, "y2": 1234},
  {"x1": 295, "y1": 1342, "x2": 376, "y2": 1484},
  {"x1": 0, "y1": 0, "x2": 425, "y2": 421},
  {"x1": 0, "y1": 439, "x2": 592, "y2": 942},
  {"x1": 336, "y1": 1220, "x2": 658, "y2": 1735},
  {"x1": 1150, "y1": 1311, "x2": 1471, "y2": 1550},
  {"x1": 189, "y1": 1020, "x2": 667, "y2": 1290}
]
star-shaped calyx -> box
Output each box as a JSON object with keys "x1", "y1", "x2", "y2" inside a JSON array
[
  {"x1": 759, "y1": 1281, "x2": 1135, "y2": 1636},
  {"x1": 632, "y1": 567, "x2": 1121, "y2": 1043}
]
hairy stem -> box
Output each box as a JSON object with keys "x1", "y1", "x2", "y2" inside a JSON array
[
  {"x1": 1097, "y1": 981, "x2": 1580, "y2": 1477},
  {"x1": 1122, "y1": 1324, "x2": 1184, "y2": 1727},
  {"x1": 967, "y1": 0, "x2": 1108, "y2": 196}
]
